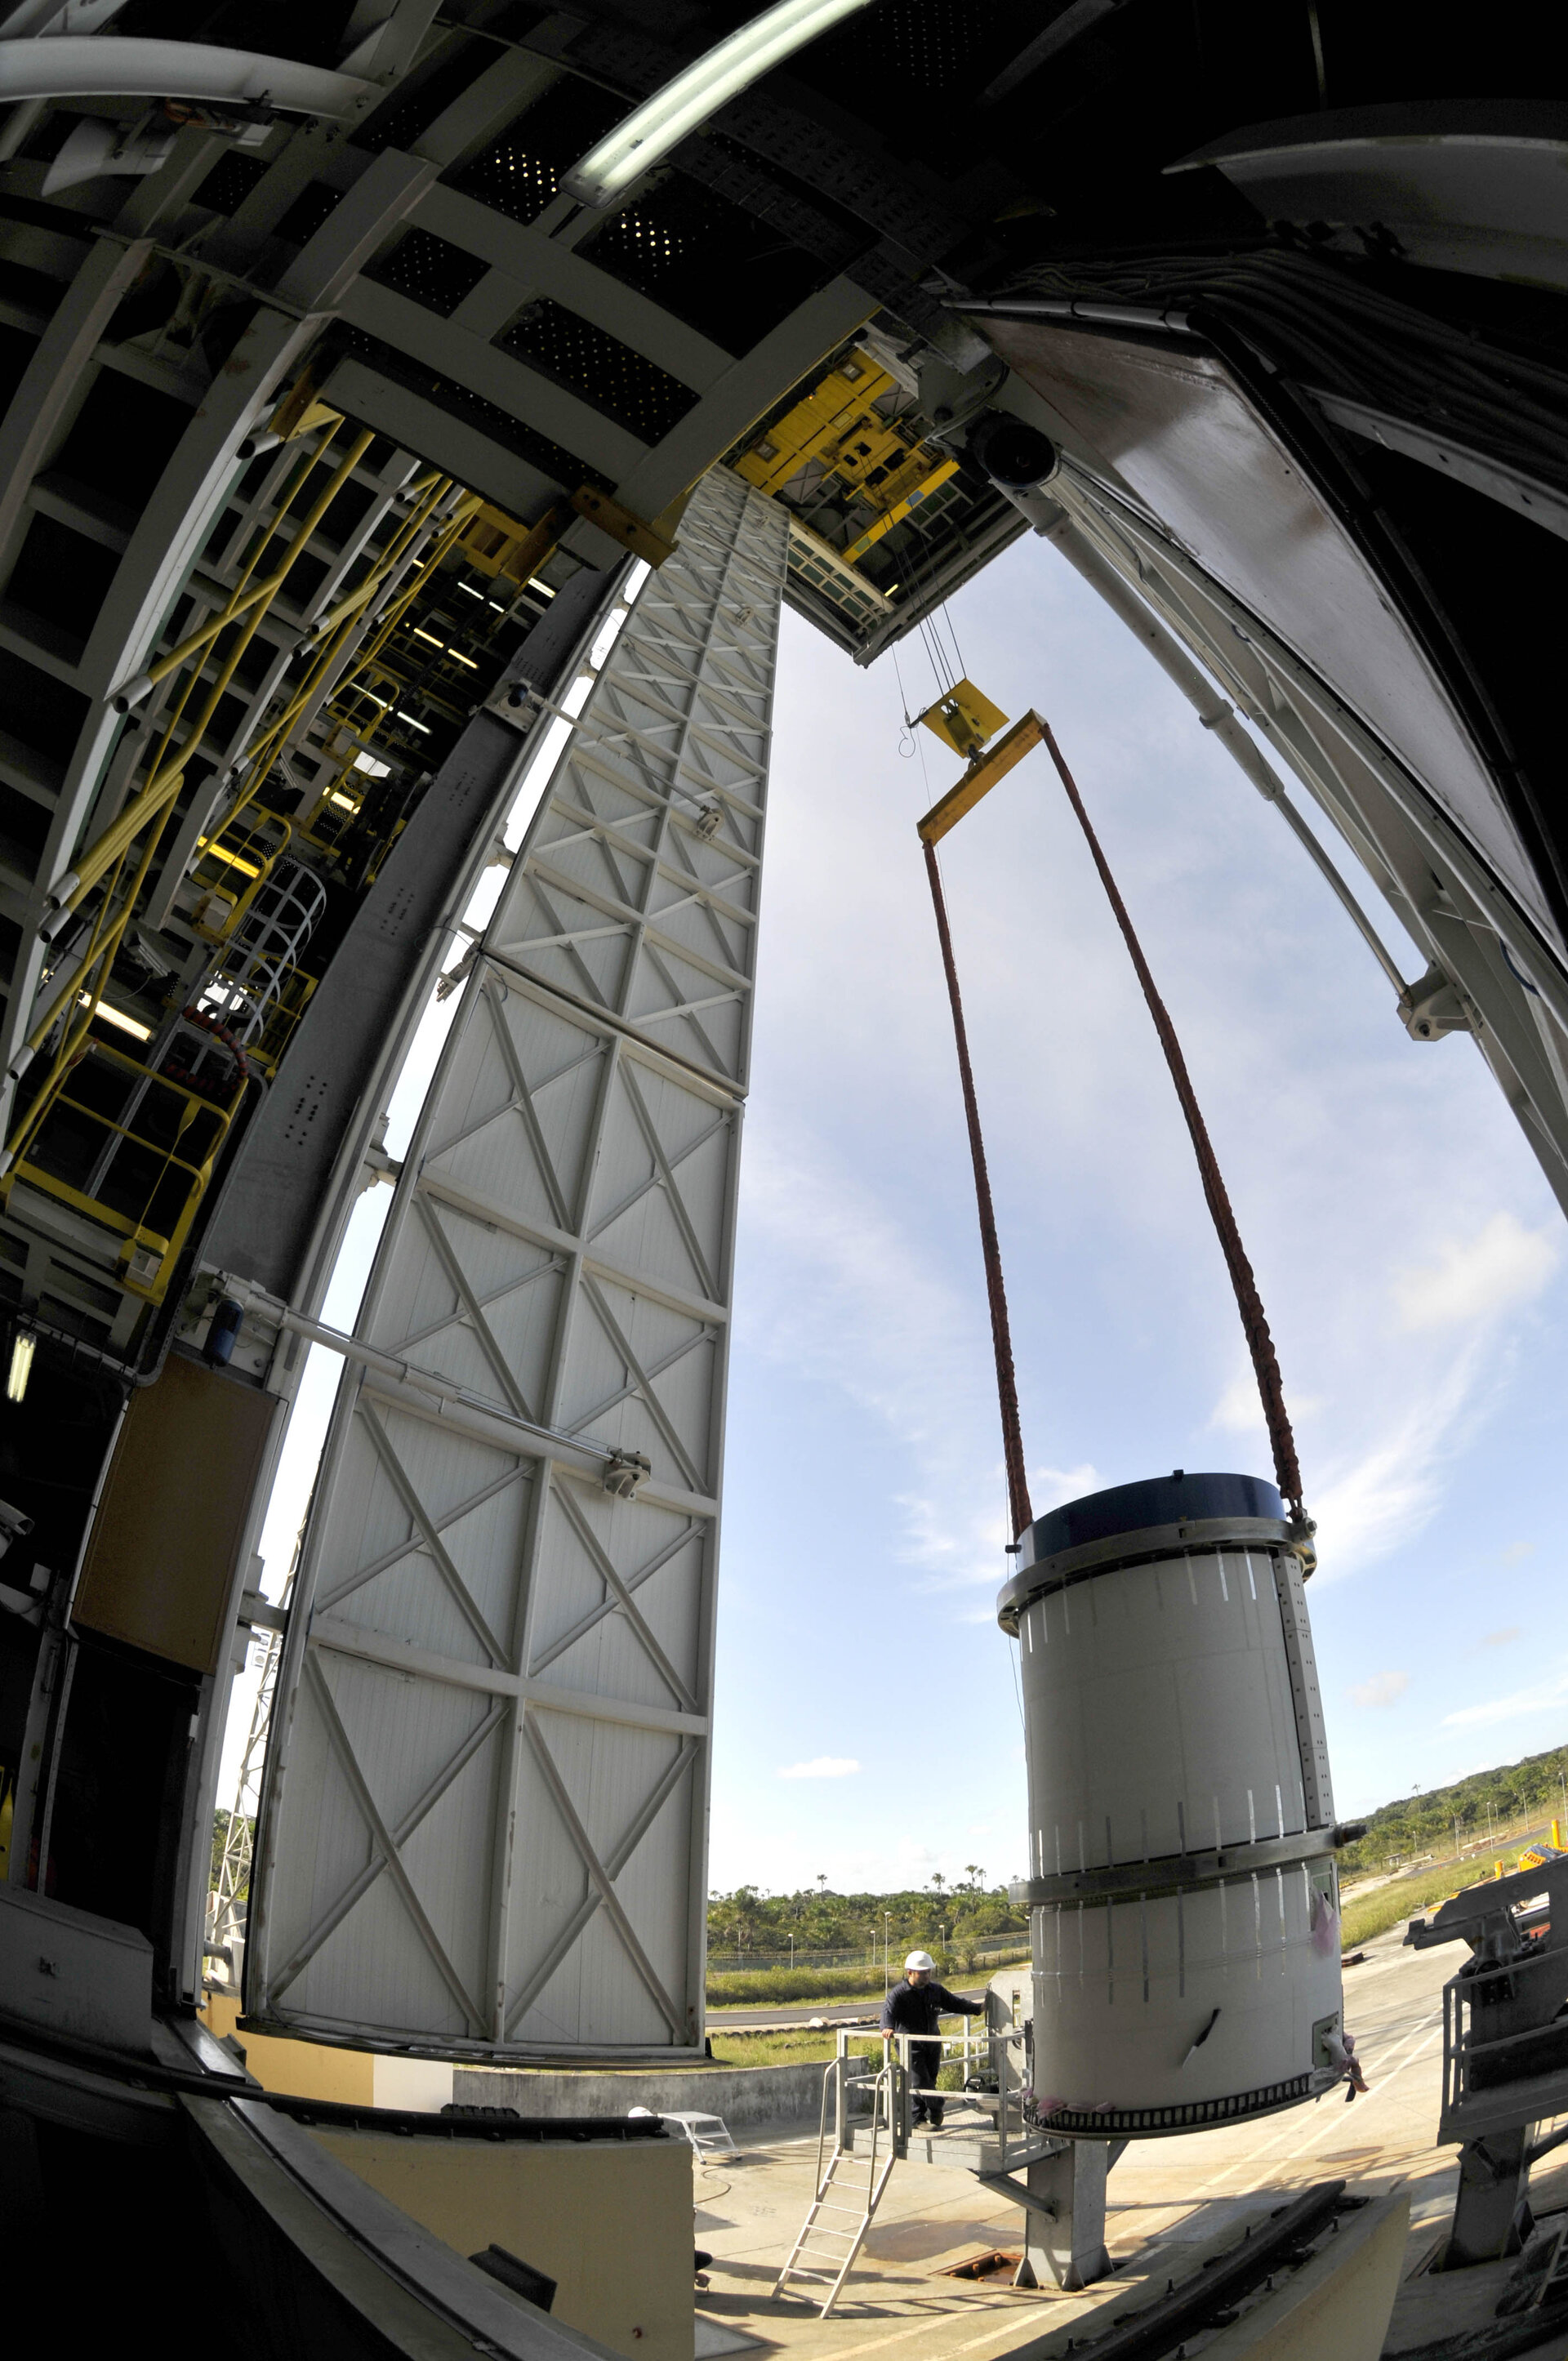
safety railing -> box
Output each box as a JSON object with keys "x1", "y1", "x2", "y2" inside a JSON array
[
  {"x1": 777, "y1": 2014, "x2": 1057, "y2": 2321},
  {"x1": 296, "y1": 749, "x2": 372, "y2": 858},
  {"x1": 1441, "y1": 1939, "x2": 1568, "y2": 2141},
  {"x1": 826, "y1": 2011, "x2": 1039, "y2": 2169},
  {"x1": 189, "y1": 800, "x2": 296, "y2": 942},
  {"x1": 2, "y1": 424, "x2": 370, "y2": 1190},
  {"x1": 11, "y1": 1032, "x2": 248, "y2": 1302},
  {"x1": 249, "y1": 968, "x2": 318, "y2": 1076},
  {"x1": 192, "y1": 858, "x2": 326, "y2": 1076}
]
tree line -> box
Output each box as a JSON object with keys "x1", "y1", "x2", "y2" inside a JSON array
[
  {"x1": 1338, "y1": 1743, "x2": 1568, "y2": 1876},
  {"x1": 707, "y1": 1871, "x2": 1027, "y2": 1962}
]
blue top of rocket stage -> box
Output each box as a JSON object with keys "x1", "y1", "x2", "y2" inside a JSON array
[
  {"x1": 1018, "y1": 1471, "x2": 1285, "y2": 1567},
  {"x1": 996, "y1": 1471, "x2": 1290, "y2": 1633}
]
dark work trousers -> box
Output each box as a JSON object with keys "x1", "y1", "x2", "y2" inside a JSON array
[{"x1": 910, "y1": 2043, "x2": 944, "y2": 2127}]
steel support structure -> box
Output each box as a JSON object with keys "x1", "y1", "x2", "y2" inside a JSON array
[
  {"x1": 1029, "y1": 461, "x2": 1568, "y2": 1219},
  {"x1": 247, "y1": 469, "x2": 788, "y2": 2056},
  {"x1": 165, "y1": 561, "x2": 638, "y2": 2011}
]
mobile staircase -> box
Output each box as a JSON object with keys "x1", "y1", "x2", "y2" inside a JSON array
[{"x1": 774, "y1": 2004, "x2": 1066, "y2": 2318}]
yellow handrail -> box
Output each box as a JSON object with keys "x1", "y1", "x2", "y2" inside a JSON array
[{"x1": 11, "y1": 1036, "x2": 247, "y2": 1301}]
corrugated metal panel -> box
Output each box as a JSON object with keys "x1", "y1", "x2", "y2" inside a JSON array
[{"x1": 249, "y1": 471, "x2": 787, "y2": 2054}]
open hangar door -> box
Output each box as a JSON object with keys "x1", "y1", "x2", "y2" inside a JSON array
[{"x1": 245, "y1": 466, "x2": 788, "y2": 2057}]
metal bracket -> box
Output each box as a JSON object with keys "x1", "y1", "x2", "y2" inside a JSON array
[{"x1": 1399, "y1": 961, "x2": 1475, "y2": 1040}]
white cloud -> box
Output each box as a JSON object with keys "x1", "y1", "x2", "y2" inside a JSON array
[
  {"x1": 1501, "y1": 1542, "x2": 1535, "y2": 1565},
  {"x1": 1394, "y1": 1213, "x2": 1560, "y2": 1332},
  {"x1": 1210, "y1": 1374, "x2": 1321, "y2": 1436},
  {"x1": 777, "y1": 1757, "x2": 861, "y2": 1780},
  {"x1": 1444, "y1": 1666, "x2": 1568, "y2": 1731},
  {"x1": 1031, "y1": 1463, "x2": 1101, "y2": 1512},
  {"x1": 1481, "y1": 1627, "x2": 1521, "y2": 1647},
  {"x1": 1307, "y1": 1341, "x2": 1490, "y2": 1580},
  {"x1": 1211, "y1": 1374, "x2": 1267, "y2": 1436},
  {"x1": 895, "y1": 1487, "x2": 1010, "y2": 1588},
  {"x1": 738, "y1": 1132, "x2": 976, "y2": 1441},
  {"x1": 1350, "y1": 1670, "x2": 1410, "y2": 1708}
]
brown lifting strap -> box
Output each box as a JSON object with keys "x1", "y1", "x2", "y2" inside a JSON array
[
  {"x1": 919, "y1": 711, "x2": 1309, "y2": 1545},
  {"x1": 923, "y1": 839, "x2": 1034, "y2": 1543}
]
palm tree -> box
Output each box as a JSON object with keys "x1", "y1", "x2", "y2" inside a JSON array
[{"x1": 964, "y1": 1863, "x2": 982, "y2": 1891}]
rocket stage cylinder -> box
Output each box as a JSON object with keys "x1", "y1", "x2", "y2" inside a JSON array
[{"x1": 997, "y1": 1471, "x2": 1343, "y2": 2137}]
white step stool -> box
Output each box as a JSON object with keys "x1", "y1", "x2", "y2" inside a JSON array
[{"x1": 662, "y1": 2110, "x2": 740, "y2": 2162}]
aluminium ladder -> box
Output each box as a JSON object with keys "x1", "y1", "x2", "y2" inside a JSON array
[
  {"x1": 773, "y1": 2056, "x2": 899, "y2": 2316},
  {"x1": 775, "y1": 2014, "x2": 1056, "y2": 2318}
]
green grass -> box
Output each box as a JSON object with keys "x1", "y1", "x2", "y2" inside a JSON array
[
  {"x1": 1340, "y1": 1840, "x2": 1544, "y2": 1949},
  {"x1": 704, "y1": 1946, "x2": 1029, "y2": 2011},
  {"x1": 706, "y1": 1966, "x2": 889, "y2": 2009},
  {"x1": 706, "y1": 2026, "x2": 883, "y2": 2068},
  {"x1": 705, "y1": 2025, "x2": 978, "y2": 2087}
]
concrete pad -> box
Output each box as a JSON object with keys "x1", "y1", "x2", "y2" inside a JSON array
[{"x1": 684, "y1": 1929, "x2": 1567, "y2": 2361}]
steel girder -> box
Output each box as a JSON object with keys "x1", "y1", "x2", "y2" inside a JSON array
[{"x1": 248, "y1": 469, "x2": 788, "y2": 2054}]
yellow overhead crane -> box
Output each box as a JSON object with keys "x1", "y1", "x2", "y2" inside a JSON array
[{"x1": 735, "y1": 344, "x2": 958, "y2": 568}]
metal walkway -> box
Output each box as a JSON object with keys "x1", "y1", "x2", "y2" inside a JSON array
[{"x1": 774, "y1": 2016, "x2": 1068, "y2": 2318}]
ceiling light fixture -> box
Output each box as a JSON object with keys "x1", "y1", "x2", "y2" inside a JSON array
[
  {"x1": 78, "y1": 992, "x2": 153, "y2": 1040},
  {"x1": 7, "y1": 1328, "x2": 35, "y2": 1405},
  {"x1": 560, "y1": 0, "x2": 875, "y2": 211}
]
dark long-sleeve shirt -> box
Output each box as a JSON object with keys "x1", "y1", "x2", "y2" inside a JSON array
[{"x1": 880, "y1": 1980, "x2": 984, "y2": 2072}]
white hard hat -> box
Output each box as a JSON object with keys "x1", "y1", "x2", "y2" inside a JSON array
[{"x1": 904, "y1": 1950, "x2": 936, "y2": 1971}]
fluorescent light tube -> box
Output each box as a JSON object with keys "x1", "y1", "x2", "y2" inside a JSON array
[
  {"x1": 79, "y1": 993, "x2": 152, "y2": 1040},
  {"x1": 7, "y1": 1330, "x2": 34, "y2": 1404},
  {"x1": 561, "y1": 0, "x2": 875, "y2": 210}
]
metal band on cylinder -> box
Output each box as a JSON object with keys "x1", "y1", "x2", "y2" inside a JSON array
[{"x1": 1000, "y1": 1472, "x2": 1344, "y2": 2138}]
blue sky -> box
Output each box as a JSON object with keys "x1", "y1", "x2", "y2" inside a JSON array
[
  {"x1": 707, "y1": 527, "x2": 1567, "y2": 1896},
  {"x1": 228, "y1": 528, "x2": 1568, "y2": 1895}
]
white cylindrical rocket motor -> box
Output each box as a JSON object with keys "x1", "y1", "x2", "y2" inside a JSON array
[{"x1": 998, "y1": 1472, "x2": 1346, "y2": 2136}]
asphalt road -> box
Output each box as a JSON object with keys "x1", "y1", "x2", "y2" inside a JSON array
[{"x1": 707, "y1": 1985, "x2": 989, "y2": 2031}]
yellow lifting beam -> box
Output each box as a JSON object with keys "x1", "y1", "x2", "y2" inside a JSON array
[
  {"x1": 736, "y1": 347, "x2": 895, "y2": 498},
  {"x1": 916, "y1": 711, "x2": 1045, "y2": 844}
]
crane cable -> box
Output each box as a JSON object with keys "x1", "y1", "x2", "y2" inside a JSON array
[
  {"x1": 923, "y1": 838, "x2": 1034, "y2": 1544},
  {"x1": 921, "y1": 711, "x2": 1312, "y2": 1552}
]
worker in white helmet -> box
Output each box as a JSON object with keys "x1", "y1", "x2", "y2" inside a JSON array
[{"x1": 880, "y1": 1951, "x2": 984, "y2": 2130}]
